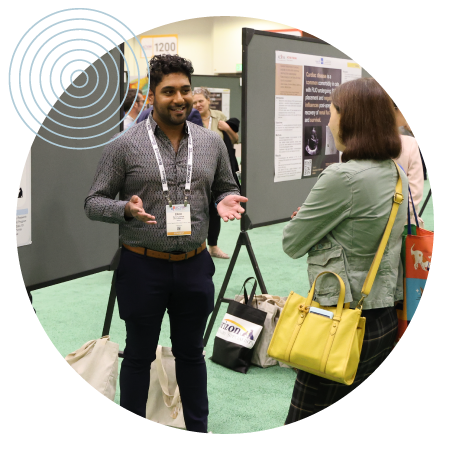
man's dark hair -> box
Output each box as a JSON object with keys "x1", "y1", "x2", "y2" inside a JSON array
[
  {"x1": 331, "y1": 78, "x2": 401, "y2": 162},
  {"x1": 148, "y1": 54, "x2": 194, "y2": 94},
  {"x1": 124, "y1": 89, "x2": 142, "y2": 112}
]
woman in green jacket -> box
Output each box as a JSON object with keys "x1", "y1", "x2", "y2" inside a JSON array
[{"x1": 283, "y1": 78, "x2": 408, "y2": 423}]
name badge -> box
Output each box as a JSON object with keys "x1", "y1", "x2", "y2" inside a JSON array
[{"x1": 166, "y1": 204, "x2": 192, "y2": 236}]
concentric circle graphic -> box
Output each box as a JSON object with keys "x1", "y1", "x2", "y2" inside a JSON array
[{"x1": 9, "y1": 8, "x2": 150, "y2": 150}]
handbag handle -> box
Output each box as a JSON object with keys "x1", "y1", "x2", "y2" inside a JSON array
[
  {"x1": 357, "y1": 161, "x2": 403, "y2": 309},
  {"x1": 306, "y1": 271, "x2": 347, "y2": 319},
  {"x1": 239, "y1": 277, "x2": 258, "y2": 307}
]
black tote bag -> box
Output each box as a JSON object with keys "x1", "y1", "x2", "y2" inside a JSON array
[{"x1": 210, "y1": 278, "x2": 267, "y2": 373}]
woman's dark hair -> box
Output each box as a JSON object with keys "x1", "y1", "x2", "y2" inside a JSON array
[
  {"x1": 331, "y1": 78, "x2": 401, "y2": 161},
  {"x1": 148, "y1": 54, "x2": 194, "y2": 94}
]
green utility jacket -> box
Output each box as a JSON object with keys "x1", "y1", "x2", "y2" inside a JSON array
[{"x1": 282, "y1": 159, "x2": 408, "y2": 310}]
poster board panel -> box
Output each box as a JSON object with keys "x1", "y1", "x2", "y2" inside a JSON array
[
  {"x1": 242, "y1": 30, "x2": 371, "y2": 229},
  {"x1": 18, "y1": 48, "x2": 122, "y2": 289}
]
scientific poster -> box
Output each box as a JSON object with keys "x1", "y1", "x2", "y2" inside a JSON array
[
  {"x1": 274, "y1": 51, "x2": 362, "y2": 182},
  {"x1": 17, "y1": 151, "x2": 31, "y2": 247},
  {"x1": 195, "y1": 87, "x2": 231, "y2": 119}
]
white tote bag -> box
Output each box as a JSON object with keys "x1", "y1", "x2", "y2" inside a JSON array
[
  {"x1": 146, "y1": 346, "x2": 186, "y2": 429},
  {"x1": 235, "y1": 294, "x2": 288, "y2": 368},
  {"x1": 65, "y1": 335, "x2": 119, "y2": 401}
]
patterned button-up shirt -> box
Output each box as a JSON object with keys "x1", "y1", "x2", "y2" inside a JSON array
[{"x1": 84, "y1": 113, "x2": 239, "y2": 252}]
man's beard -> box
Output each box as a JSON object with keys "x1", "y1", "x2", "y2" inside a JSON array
[{"x1": 153, "y1": 100, "x2": 193, "y2": 126}]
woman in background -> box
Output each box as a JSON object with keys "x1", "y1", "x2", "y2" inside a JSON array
[
  {"x1": 283, "y1": 78, "x2": 408, "y2": 422},
  {"x1": 193, "y1": 87, "x2": 240, "y2": 259},
  {"x1": 392, "y1": 101, "x2": 425, "y2": 226}
]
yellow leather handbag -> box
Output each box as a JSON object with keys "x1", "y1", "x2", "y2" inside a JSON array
[
  {"x1": 267, "y1": 272, "x2": 365, "y2": 385},
  {"x1": 268, "y1": 163, "x2": 404, "y2": 385}
]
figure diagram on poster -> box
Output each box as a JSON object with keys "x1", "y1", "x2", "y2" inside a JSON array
[{"x1": 305, "y1": 126, "x2": 320, "y2": 156}]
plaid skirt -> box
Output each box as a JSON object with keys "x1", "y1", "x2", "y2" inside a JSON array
[{"x1": 285, "y1": 306, "x2": 398, "y2": 423}]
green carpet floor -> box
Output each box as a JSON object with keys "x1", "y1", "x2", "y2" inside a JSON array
[{"x1": 32, "y1": 180, "x2": 433, "y2": 434}]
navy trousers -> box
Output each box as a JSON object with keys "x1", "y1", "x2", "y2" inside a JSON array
[{"x1": 115, "y1": 246, "x2": 215, "y2": 433}]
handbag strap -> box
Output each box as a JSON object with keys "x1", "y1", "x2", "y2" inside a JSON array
[{"x1": 357, "y1": 162, "x2": 404, "y2": 309}]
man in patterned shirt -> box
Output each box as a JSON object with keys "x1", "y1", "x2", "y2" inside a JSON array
[{"x1": 85, "y1": 54, "x2": 246, "y2": 433}]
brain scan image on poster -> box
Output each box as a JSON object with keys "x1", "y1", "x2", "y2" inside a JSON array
[{"x1": 305, "y1": 126, "x2": 322, "y2": 156}]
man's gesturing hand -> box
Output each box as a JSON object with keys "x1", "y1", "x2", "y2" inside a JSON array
[
  {"x1": 125, "y1": 195, "x2": 157, "y2": 224},
  {"x1": 217, "y1": 195, "x2": 248, "y2": 222}
]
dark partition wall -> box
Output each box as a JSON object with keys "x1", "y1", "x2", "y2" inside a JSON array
[
  {"x1": 241, "y1": 29, "x2": 371, "y2": 230},
  {"x1": 191, "y1": 75, "x2": 242, "y2": 124},
  {"x1": 18, "y1": 47, "x2": 123, "y2": 290}
]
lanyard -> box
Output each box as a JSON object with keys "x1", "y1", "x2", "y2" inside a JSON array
[{"x1": 147, "y1": 118, "x2": 193, "y2": 207}]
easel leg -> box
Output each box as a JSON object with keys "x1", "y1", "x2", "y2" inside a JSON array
[
  {"x1": 203, "y1": 230, "x2": 267, "y2": 347},
  {"x1": 242, "y1": 231, "x2": 267, "y2": 294},
  {"x1": 419, "y1": 189, "x2": 432, "y2": 217},
  {"x1": 102, "y1": 247, "x2": 122, "y2": 337},
  {"x1": 102, "y1": 270, "x2": 117, "y2": 337}
]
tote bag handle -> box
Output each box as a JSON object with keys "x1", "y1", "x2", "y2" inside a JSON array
[
  {"x1": 240, "y1": 277, "x2": 258, "y2": 307},
  {"x1": 65, "y1": 336, "x2": 110, "y2": 364},
  {"x1": 407, "y1": 186, "x2": 420, "y2": 234},
  {"x1": 155, "y1": 346, "x2": 181, "y2": 409}
]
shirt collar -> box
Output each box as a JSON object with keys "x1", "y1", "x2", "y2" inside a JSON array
[{"x1": 210, "y1": 109, "x2": 221, "y2": 119}]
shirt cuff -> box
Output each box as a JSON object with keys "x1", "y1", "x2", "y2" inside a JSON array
[{"x1": 105, "y1": 200, "x2": 131, "y2": 223}]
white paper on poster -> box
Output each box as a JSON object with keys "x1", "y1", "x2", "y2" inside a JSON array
[
  {"x1": 195, "y1": 87, "x2": 231, "y2": 119},
  {"x1": 274, "y1": 51, "x2": 304, "y2": 182},
  {"x1": 274, "y1": 93, "x2": 303, "y2": 182},
  {"x1": 17, "y1": 151, "x2": 31, "y2": 247},
  {"x1": 274, "y1": 51, "x2": 362, "y2": 182}
]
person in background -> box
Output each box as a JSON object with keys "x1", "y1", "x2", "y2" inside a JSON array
[
  {"x1": 393, "y1": 101, "x2": 427, "y2": 182},
  {"x1": 395, "y1": 135, "x2": 424, "y2": 226},
  {"x1": 123, "y1": 89, "x2": 145, "y2": 129},
  {"x1": 193, "y1": 87, "x2": 240, "y2": 259},
  {"x1": 284, "y1": 78, "x2": 408, "y2": 422},
  {"x1": 221, "y1": 117, "x2": 241, "y2": 188},
  {"x1": 393, "y1": 102, "x2": 413, "y2": 137},
  {"x1": 392, "y1": 101, "x2": 425, "y2": 226},
  {"x1": 193, "y1": 87, "x2": 239, "y2": 142}
]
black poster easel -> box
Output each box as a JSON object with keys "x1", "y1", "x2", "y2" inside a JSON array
[
  {"x1": 101, "y1": 247, "x2": 124, "y2": 358},
  {"x1": 419, "y1": 189, "x2": 432, "y2": 217},
  {"x1": 202, "y1": 216, "x2": 268, "y2": 347}
]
